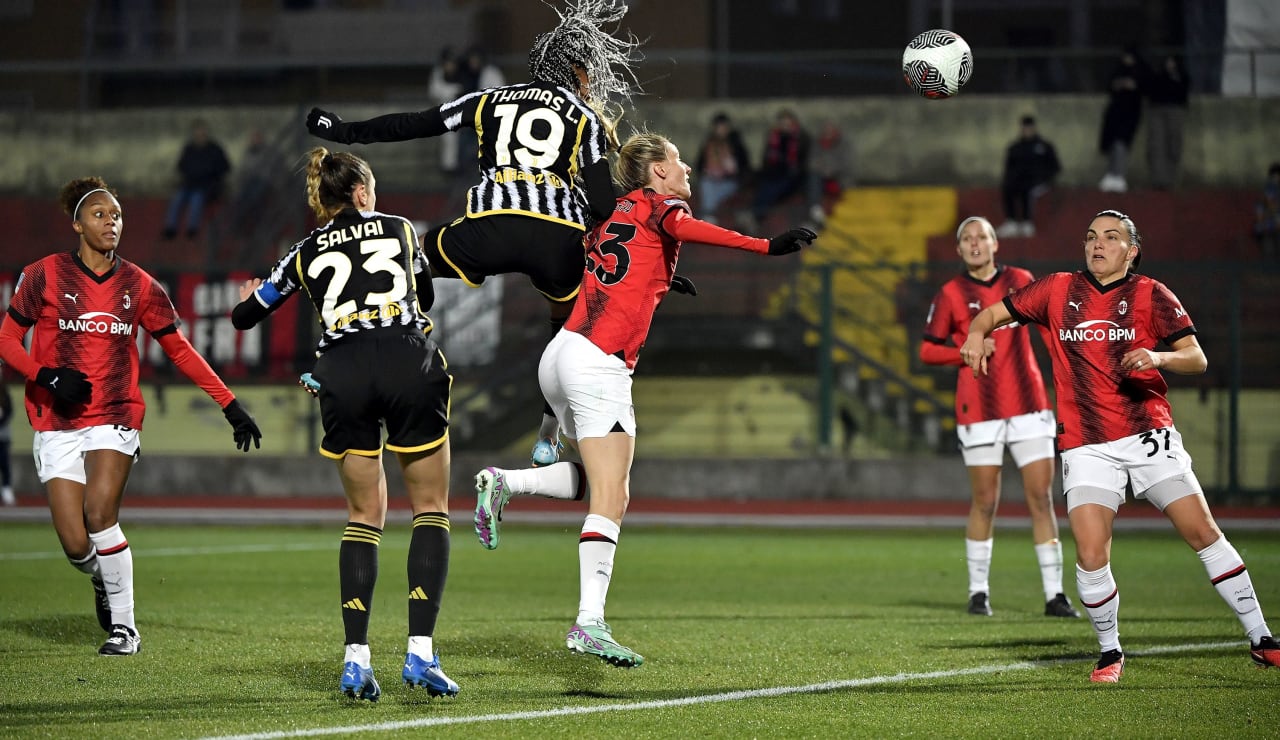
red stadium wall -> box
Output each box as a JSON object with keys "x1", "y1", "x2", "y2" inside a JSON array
[{"x1": 927, "y1": 187, "x2": 1261, "y2": 263}]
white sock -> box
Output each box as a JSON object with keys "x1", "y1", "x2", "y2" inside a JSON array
[
  {"x1": 1034, "y1": 539, "x2": 1065, "y2": 601},
  {"x1": 1198, "y1": 535, "x2": 1271, "y2": 643},
  {"x1": 89, "y1": 524, "x2": 135, "y2": 630},
  {"x1": 67, "y1": 546, "x2": 101, "y2": 577},
  {"x1": 1077, "y1": 563, "x2": 1121, "y2": 652},
  {"x1": 501, "y1": 462, "x2": 585, "y2": 500},
  {"x1": 538, "y1": 413, "x2": 560, "y2": 441},
  {"x1": 407, "y1": 635, "x2": 434, "y2": 661},
  {"x1": 344, "y1": 643, "x2": 371, "y2": 669},
  {"x1": 576, "y1": 514, "x2": 620, "y2": 625},
  {"x1": 966, "y1": 538, "x2": 993, "y2": 596}
]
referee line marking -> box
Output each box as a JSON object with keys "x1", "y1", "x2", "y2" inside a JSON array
[{"x1": 198, "y1": 640, "x2": 1245, "y2": 740}]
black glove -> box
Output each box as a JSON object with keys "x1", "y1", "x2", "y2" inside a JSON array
[
  {"x1": 35, "y1": 366, "x2": 92, "y2": 405},
  {"x1": 768, "y1": 227, "x2": 818, "y2": 255},
  {"x1": 222, "y1": 398, "x2": 262, "y2": 452},
  {"x1": 306, "y1": 107, "x2": 350, "y2": 144},
  {"x1": 670, "y1": 274, "x2": 698, "y2": 296}
]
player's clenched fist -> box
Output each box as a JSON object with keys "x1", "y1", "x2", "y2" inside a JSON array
[{"x1": 306, "y1": 107, "x2": 349, "y2": 143}]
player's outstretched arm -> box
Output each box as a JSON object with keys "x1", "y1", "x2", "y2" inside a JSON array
[
  {"x1": 767, "y1": 227, "x2": 817, "y2": 255},
  {"x1": 307, "y1": 106, "x2": 448, "y2": 145}
]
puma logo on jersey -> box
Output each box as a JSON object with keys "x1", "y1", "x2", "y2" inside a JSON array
[
  {"x1": 64, "y1": 293, "x2": 78, "y2": 304},
  {"x1": 1068, "y1": 300, "x2": 1082, "y2": 311},
  {"x1": 967, "y1": 301, "x2": 980, "y2": 312}
]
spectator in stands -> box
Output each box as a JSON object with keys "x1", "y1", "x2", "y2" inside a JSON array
[
  {"x1": 838, "y1": 402, "x2": 860, "y2": 456},
  {"x1": 229, "y1": 127, "x2": 287, "y2": 240},
  {"x1": 960, "y1": 209, "x2": 1280, "y2": 682},
  {"x1": 920, "y1": 215, "x2": 1077, "y2": 620},
  {"x1": 1255, "y1": 162, "x2": 1280, "y2": 259},
  {"x1": 232, "y1": 148, "x2": 459, "y2": 702},
  {"x1": 1145, "y1": 55, "x2": 1190, "y2": 190},
  {"x1": 0, "y1": 177, "x2": 261, "y2": 657},
  {"x1": 162, "y1": 119, "x2": 231, "y2": 240},
  {"x1": 996, "y1": 115, "x2": 1061, "y2": 239},
  {"x1": 471, "y1": 131, "x2": 814, "y2": 669},
  {"x1": 1097, "y1": 47, "x2": 1147, "y2": 193},
  {"x1": 693, "y1": 112, "x2": 752, "y2": 224},
  {"x1": 465, "y1": 44, "x2": 506, "y2": 91},
  {"x1": 806, "y1": 119, "x2": 850, "y2": 227},
  {"x1": 428, "y1": 48, "x2": 466, "y2": 177},
  {"x1": 750, "y1": 108, "x2": 810, "y2": 228},
  {"x1": 0, "y1": 382, "x2": 12, "y2": 506}
]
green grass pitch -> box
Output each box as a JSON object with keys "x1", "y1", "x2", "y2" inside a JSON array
[{"x1": 1, "y1": 521, "x2": 1278, "y2": 738}]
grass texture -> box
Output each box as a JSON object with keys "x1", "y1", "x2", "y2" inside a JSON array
[{"x1": 1, "y1": 521, "x2": 1278, "y2": 738}]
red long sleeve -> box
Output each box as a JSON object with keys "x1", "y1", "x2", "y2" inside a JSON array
[
  {"x1": 157, "y1": 330, "x2": 235, "y2": 409},
  {"x1": 919, "y1": 340, "x2": 964, "y2": 367},
  {"x1": 0, "y1": 314, "x2": 41, "y2": 380},
  {"x1": 663, "y1": 209, "x2": 770, "y2": 254}
]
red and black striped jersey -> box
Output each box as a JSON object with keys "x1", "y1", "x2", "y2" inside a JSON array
[
  {"x1": 565, "y1": 188, "x2": 769, "y2": 370},
  {"x1": 922, "y1": 265, "x2": 1050, "y2": 425},
  {"x1": 1004, "y1": 271, "x2": 1196, "y2": 450},
  {"x1": 5, "y1": 252, "x2": 179, "y2": 431}
]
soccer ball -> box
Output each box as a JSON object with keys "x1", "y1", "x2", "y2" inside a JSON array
[{"x1": 902, "y1": 29, "x2": 973, "y2": 99}]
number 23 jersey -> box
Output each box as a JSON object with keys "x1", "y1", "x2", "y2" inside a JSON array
[{"x1": 253, "y1": 209, "x2": 432, "y2": 355}]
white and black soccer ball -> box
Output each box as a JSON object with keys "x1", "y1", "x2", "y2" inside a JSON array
[{"x1": 902, "y1": 29, "x2": 973, "y2": 99}]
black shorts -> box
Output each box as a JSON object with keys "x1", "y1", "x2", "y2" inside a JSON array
[
  {"x1": 423, "y1": 213, "x2": 586, "y2": 303},
  {"x1": 310, "y1": 328, "x2": 451, "y2": 458}
]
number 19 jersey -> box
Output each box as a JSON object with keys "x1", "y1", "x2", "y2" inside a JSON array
[{"x1": 438, "y1": 81, "x2": 610, "y2": 228}]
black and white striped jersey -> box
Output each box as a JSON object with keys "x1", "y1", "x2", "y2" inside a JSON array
[
  {"x1": 252, "y1": 208, "x2": 434, "y2": 355},
  {"x1": 438, "y1": 81, "x2": 610, "y2": 229}
]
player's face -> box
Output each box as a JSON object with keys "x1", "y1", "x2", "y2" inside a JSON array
[
  {"x1": 73, "y1": 192, "x2": 123, "y2": 254},
  {"x1": 656, "y1": 143, "x2": 692, "y2": 200},
  {"x1": 956, "y1": 220, "x2": 996, "y2": 271},
  {"x1": 1083, "y1": 215, "x2": 1137, "y2": 283}
]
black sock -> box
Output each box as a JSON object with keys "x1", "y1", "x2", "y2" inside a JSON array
[
  {"x1": 407, "y1": 512, "x2": 450, "y2": 638},
  {"x1": 339, "y1": 522, "x2": 381, "y2": 645}
]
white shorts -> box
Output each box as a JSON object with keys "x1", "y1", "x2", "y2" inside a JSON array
[
  {"x1": 538, "y1": 330, "x2": 636, "y2": 440},
  {"x1": 33, "y1": 425, "x2": 141, "y2": 485},
  {"x1": 957, "y1": 410, "x2": 1056, "y2": 468},
  {"x1": 1061, "y1": 426, "x2": 1201, "y2": 510}
]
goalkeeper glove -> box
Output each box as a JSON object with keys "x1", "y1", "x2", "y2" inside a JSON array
[
  {"x1": 768, "y1": 227, "x2": 817, "y2": 255},
  {"x1": 222, "y1": 399, "x2": 262, "y2": 452},
  {"x1": 35, "y1": 366, "x2": 92, "y2": 405}
]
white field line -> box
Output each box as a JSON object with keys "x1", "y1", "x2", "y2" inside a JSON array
[
  {"x1": 198, "y1": 640, "x2": 1245, "y2": 740},
  {"x1": 0, "y1": 542, "x2": 334, "y2": 560}
]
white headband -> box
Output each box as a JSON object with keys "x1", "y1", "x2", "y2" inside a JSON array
[{"x1": 73, "y1": 188, "x2": 111, "y2": 220}]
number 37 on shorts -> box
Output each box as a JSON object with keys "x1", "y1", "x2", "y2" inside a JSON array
[{"x1": 1061, "y1": 426, "x2": 1196, "y2": 495}]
